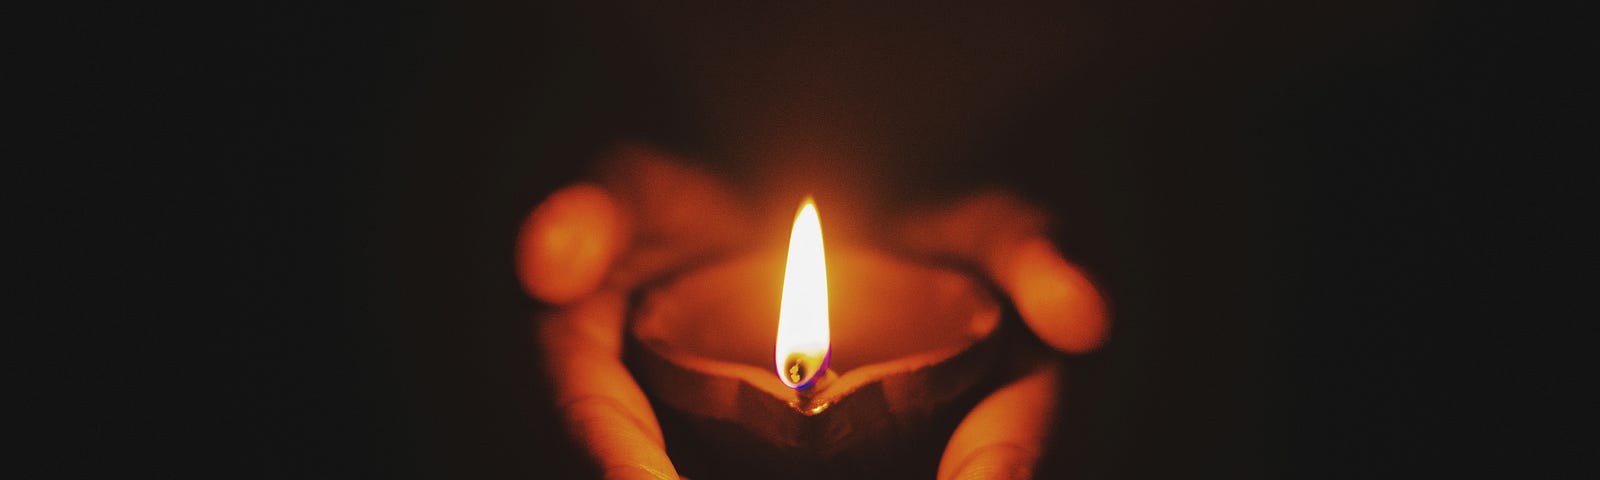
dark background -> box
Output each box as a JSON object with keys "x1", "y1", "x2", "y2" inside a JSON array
[{"x1": 47, "y1": 0, "x2": 1589, "y2": 478}]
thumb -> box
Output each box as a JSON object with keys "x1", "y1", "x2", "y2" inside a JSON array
[
  {"x1": 517, "y1": 144, "x2": 754, "y2": 305},
  {"x1": 937, "y1": 361, "x2": 1061, "y2": 480},
  {"x1": 898, "y1": 191, "x2": 1109, "y2": 353},
  {"x1": 516, "y1": 183, "x2": 630, "y2": 304}
]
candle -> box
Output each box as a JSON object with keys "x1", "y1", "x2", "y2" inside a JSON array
[{"x1": 625, "y1": 197, "x2": 1035, "y2": 479}]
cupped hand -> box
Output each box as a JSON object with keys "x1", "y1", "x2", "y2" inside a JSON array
[{"x1": 518, "y1": 146, "x2": 1108, "y2": 480}]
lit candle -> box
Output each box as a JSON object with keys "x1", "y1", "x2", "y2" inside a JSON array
[
  {"x1": 775, "y1": 198, "x2": 831, "y2": 391},
  {"x1": 625, "y1": 196, "x2": 1025, "y2": 478}
]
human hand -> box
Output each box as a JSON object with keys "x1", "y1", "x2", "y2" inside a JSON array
[
  {"x1": 896, "y1": 192, "x2": 1108, "y2": 480},
  {"x1": 517, "y1": 146, "x2": 1108, "y2": 479}
]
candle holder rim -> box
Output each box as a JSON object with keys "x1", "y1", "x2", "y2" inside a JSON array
[{"x1": 627, "y1": 245, "x2": 1004, "y2": 414}]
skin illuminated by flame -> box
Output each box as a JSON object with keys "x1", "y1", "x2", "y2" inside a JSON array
[{"x1": 775, "y1": 197, "x2": 830, "y2": 389}]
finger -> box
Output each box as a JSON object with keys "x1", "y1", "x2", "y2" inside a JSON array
[
  {"x1": 897, "y1": 191, "x2": 1109, "y2": 353},
  {"x1": 994, "y1": 237, "x2": 1109, "y2": 354},
  {"x1": 517, "y1": 183, "x2": 630, "y2": 304},
  {"x1": 517, "y1": 145, "x2": 755, "y2": 304},
  {"x1": 539, "y1": 291, "x2": 680, "y2": 479},
  {"x1": 937, "y1": 361, "x2": 1063, "y2": 480},
  {"x1": 896, "y1": 190, "x2": 1050, "y2": 261},
  {"x1": 593, "y1": 144, "x2": 753, "y2": 259}
]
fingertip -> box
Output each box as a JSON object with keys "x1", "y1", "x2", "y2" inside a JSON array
[
  {"x1": 517, "y1": 183, "x2": 629, "y2": 304},
  {"x1": 948, "y1": 444, "x2": 1036, "y2": 480},
  {"x1": 998, "y1": 237, "x2": 1109, "y2": 354},
  {"x1": 938, "y1": 362, "x2": 1059, "y2": 480}
]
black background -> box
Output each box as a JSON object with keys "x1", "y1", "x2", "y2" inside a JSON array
[{"x1": 43, "y1": 1, "x2": 1590, "y2": 478}]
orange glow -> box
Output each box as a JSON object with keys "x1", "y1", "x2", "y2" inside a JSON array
[{"x1": 775, "y1": 197, "x2": 830, "y2": 389}]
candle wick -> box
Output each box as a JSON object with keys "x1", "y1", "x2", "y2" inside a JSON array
[{"x1": 783, "y1": 354, "x2": 811, "y2": 386}]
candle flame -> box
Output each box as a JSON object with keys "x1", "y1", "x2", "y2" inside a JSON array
[{"x1": 775, "y1": 197, "x2": 830, "y2": 389}]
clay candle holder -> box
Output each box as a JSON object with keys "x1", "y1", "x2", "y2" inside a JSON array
[{"x1": 625, "y1": 245, "x2": 1018, "y2": 479}]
